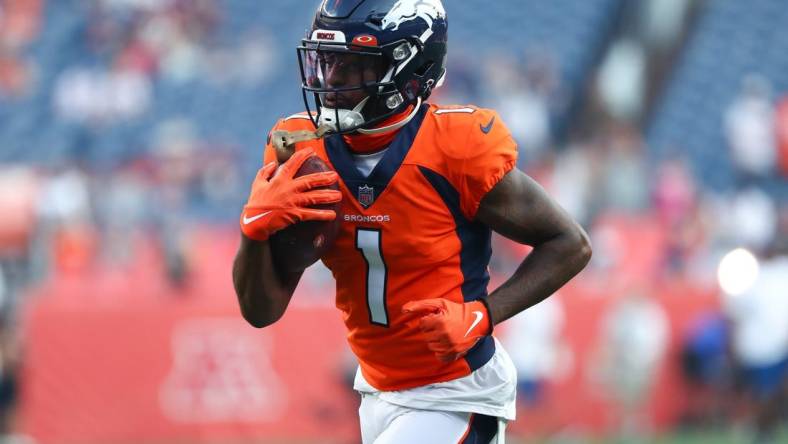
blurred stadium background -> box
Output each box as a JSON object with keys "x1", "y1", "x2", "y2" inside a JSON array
[{"x1": 0, "y1": 0, "x2": 786, "y2": 443}]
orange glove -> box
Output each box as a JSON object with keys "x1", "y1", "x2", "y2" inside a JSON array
[
  {"x1": 241, "y1": 148, "x2": 342, "y2": 241},
  {"x1": 402, "y1": 299, "x2": 493, "y2": 362}
]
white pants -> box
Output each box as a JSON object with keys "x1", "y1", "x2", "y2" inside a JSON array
[{"x1": 359, "y1": 392, "x2": 505, "y2": 444}]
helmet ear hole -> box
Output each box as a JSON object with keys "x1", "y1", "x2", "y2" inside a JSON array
[
  {"x1": 414, "y1": 62, "x2": 437, "y2": 99},
  {"x1": 414, "y1": 62, "x2": 434, "y2": 77}
]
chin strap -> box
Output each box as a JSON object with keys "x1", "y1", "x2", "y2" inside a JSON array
[{"x1": 357, "y1": 97, "x2": 422, "y2": 135}]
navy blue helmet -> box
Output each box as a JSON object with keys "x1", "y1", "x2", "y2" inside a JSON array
[{"x1": 298, "y1": 0, "x2": 448, "y2": 135}]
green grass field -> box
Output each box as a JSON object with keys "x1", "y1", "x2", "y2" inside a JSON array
[{"x1": 507, "y1": 427, "x2": 788, "y2": 444}]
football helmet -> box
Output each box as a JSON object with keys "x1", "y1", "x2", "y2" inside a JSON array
[{"x1": 298, "y1": 0, "x2": 448, "y2": 135}]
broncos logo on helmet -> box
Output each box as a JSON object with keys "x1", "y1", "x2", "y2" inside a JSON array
[{"x1": 381, "y1": 0, "x2": 446, "y2": 32}]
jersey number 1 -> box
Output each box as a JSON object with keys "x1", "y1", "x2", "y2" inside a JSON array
[{"x1": 355, "y1": 228, "x2": 389, "y2": 326}]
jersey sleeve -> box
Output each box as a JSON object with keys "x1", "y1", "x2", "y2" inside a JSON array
[
  {"x1": 261, "y1": 114, "x2": 319, "y2": 165},
  {"x1": 262, "y1": 119, "x2": 284, "y2": 165},
  {"x1": 457, "y1": 109, "x2": 518, "y2": 219}
]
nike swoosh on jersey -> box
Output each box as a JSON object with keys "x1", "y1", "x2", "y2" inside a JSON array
[
  {"x1": 480, "y1": 116, "x2": 495, "y2": 134},
  {"x1": 243, "y1": 211, "x2": 272, "y2": 225},
  {"x1": 464, "y1": 311, "x2": 484, "y2": 337}
]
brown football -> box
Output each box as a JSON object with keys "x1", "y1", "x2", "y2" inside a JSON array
[{"x1": 269, "y1": 155, "x2": 342, "y2": 273}]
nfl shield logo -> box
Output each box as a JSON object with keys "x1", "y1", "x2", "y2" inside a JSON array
[{"x1": 358, "y1": 185, "x2": 375, "y2": 208}]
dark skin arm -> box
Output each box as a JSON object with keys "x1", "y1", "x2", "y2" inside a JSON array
[
  {"x1": 232, "y1": 234, "x2": 303, "y2": 328},
  {"x1": 233, "y1": 161, "x2": 588, "y2": 328},
  {"x1": 476, "y1": 168, "x2": 592, "y2": 325}
]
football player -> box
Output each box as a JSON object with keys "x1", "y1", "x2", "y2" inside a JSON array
[{"x1": 233, "y1": 1, "x2": 592, "y2": 442}]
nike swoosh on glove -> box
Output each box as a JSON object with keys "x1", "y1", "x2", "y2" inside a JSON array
[
  {"x1": 241, "y1": 148, "x2": 342, "y2": 241},
  {"x1": 402, "y1": 298, "x2": 493, "y2": 363}
]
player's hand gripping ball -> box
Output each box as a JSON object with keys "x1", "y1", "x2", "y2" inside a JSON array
[{"x1": 241, "y1": 148, "x2": 342, "y2": 272}]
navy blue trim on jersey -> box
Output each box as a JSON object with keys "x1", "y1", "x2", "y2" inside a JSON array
[
  {"x1": 464, "y1": 335, "x2": 495, "y2": 372},
  {"x1": 418, "y1": 166, "x2": 495, "y2": 372},
  {"x1": 417, "y1": 167, "x2": 492, "y2": 301},
  {"x1": 461, "y1": 412, "x2": 499, "y2": 444},
  {"x1": 324, "y1": 104, "x2": 428, "y2": 209}
]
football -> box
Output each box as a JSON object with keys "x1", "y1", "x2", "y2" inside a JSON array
[{"x1": 269, "y1": 154, "x2": 342, "y2": 273}]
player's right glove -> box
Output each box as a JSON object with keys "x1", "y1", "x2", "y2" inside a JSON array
[
  {"x1": 402, "y1": 298, "x2": 493, "y2": 363},
  {"x1": 241, "y1": 148, "x2": 341, "y2": 241}
]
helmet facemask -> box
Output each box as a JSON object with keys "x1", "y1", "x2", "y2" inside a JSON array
[{"x1": 297, "y1": 38, "x2": 425, "y2": 135}]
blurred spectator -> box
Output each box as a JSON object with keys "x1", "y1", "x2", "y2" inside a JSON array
[
  {"x1": 53, "y1": 66, "x2": 152, "y2": 125},
  {"x1": 653, "y1": 156, "x2": 697, "y2": 229},
  {"x1": 594, "y1": 290, "x2": 669, "y2": 437},
  {"x1": 599, "y1": 122, "x2": 649, "y2": 212},
  {"x1": 0, "y1": 0, "x2": 42, "y2": 48},
  {"x1": 652, "y1": 157, "x2": 712, "y2": 277},
  {"x1": 0, "y1": 168, "x2": 38, "y2": 256},
  {"x1": 661, "y1": 206, "x2": 703, "y2": 280},
  {"x1": 37, "y1": 167, "x2": 97, "y2": 274},
  {"x1": 37, "y1": 167, "x2": 92, "y2": 227},
  {"x1": 0, "y1": 0, "x2": 42, "y2": 99},
  {"x1": 150, "y1": 119, "x2": 197, "y2": 288},
  {"x1": 513, "y1": 47, "x2": 565, "y2": 163},
  {"x1": 723, "y1": 250, "x2": 788, "y2": 444},
  {"x1": 0, "y1": 267, "x2": 7, "y2": 315},
  {"x1": 679, "y1": 312, "x2": 734, "y2": 428},
  {"x1": 211, "y1": 28, "x2": 279, "y2": 87},
  {"x1": 93, "y1": 163, "x2": 151, "y2": 266},
  {"x1": 196, "y1": 150, "x2": 243, "y2": 212},
  {"x1": 0, "y1": 48, "x2": 32, "y2": 99},
  {"x1": 724, "y1": 74, "x2": 777, "y2": 181},
  {"x1": 595, "y1": 39, "x2": 647, "y2": 122},
  {"x1": 719, "y1": 187, "x2": 777, "y2": 252},
  {"x1": 774, "y1": 94, "x2": 788, "y2": 177},
  {"x1": 0, "y1": 320, "x2": 20, "y2": 442},
  {"x1": 638, "y1": 0, "x2": 690, "y2": 51},
  {"x1": 549, "y1": 142, "x2": 597, "y2": 225},
  {"x1": 240, "y1": 28, "x2": 279, "y2": 85},
  {"x1": 501, "y1": 297, "x2": 569, "y2": 407},
  {"x1": 584, "y1": 215, "x2": 632, "y2": 280},
  {"x1": 133, "y1": 0, "x2": 219, "y2": 83},
  {"x1": 115, "y1": 32, "x2": 159, "y2": 77}
]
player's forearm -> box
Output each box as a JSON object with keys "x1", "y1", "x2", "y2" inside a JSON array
[
  {"x1": 486, "y1": 226, "x2": 591, "y2": 325},
  {"x1": 232, "y1": 233, "x2": 301, "y2": 328}
]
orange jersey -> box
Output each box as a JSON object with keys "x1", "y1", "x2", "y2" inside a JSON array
[{"x1": 263, "y1": 104, "x2": 517, "y2": 391}]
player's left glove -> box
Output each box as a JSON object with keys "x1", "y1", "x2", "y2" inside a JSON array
[
  {"x1": 402, "y1": 299, "x2": 493, "y2": 362},
  {"x1": 240, "y1": 148, "x2": 340, "y2": 241}
]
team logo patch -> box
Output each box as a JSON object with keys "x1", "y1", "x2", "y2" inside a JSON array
[
  {"x1": 358, "y1": 185, "x2": 375, "y2": 208},
  {"x1": 381, "y1": 0, "x2": 446, "y2": 32},
  {"x1": 352, "y1": 34, "x2": 378, "y2": 47}
]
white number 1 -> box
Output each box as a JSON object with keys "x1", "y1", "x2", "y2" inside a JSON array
[{"x1": 355, "y1": 229, "x2": 389, "y2": 326}]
